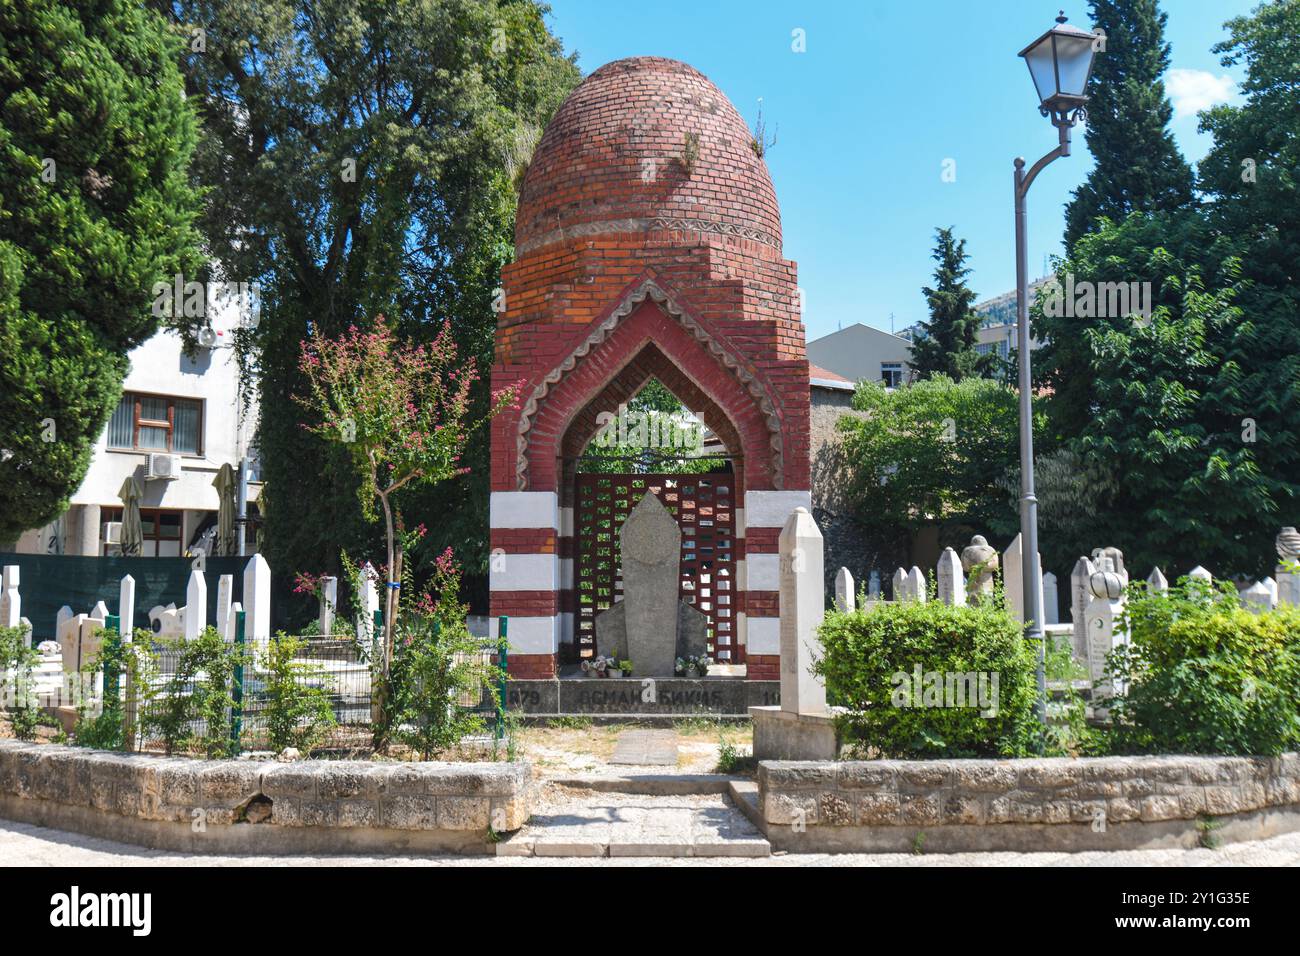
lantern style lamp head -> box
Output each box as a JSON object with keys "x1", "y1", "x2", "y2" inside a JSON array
[{"x1": 1019, "y1": 12, "x2": 1097, "y2": 125}]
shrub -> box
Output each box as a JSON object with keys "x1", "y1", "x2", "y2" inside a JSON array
[
  {"x1": 815, "y1": 596, "x2": 1039, "y2": 758},
  {"x1": 260, "y1": 635, "x2": 337, "y2": 753},
  {"x1": 143, "y1": 628, "x2": 251, "y2": 758},
  {"x1": 0, "y1": 625, "x2": 39, "y2": 740},
  {"x1": 380, "y1": 549, "x2": 498, "y2": 758},
  {"x1": 1106, "y1": 580, "x2": 1300, "y2": 756},
  {"x1": 65, "y1": 628, "x2": 160, "y2": 751}
]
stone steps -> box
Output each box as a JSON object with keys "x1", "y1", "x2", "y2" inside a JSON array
[{"x1": 498, "y1": 789, "x2": 770, "y2": 858}]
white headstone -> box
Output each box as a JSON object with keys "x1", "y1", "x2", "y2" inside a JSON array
[
  {"x1": 56, "y1": 605, "x2": 73, "y2": 643},
  {"x1": 118, "y1": 574, "x2": 135, "y2": 641},
  {"x1": 1241, "y1": 581, "x2": 1272, "y2": 614},
  {"x1": 90, "y1": 601, "x2": 109, "y2": 623},
  {"x1": 216, "y1": 574, "x2": 233, "y2": 641},
  {"x1": 1085, "y1": 593, "x2": 1127, "y2": 688},
  {"x1": 0, "y1": 565, "x2": 21, "y2": 629},
  {"x1": 1042, "y1": 572, "x2": 1059, "y2": 625},
  {"x1": 184, "y1": 569, "x2": 207, "y2": 640},
  {"x1": 1262, "y1": 576, "x2": 1278, "y2": 608},
  {"x1": 778, "y1": 508, "x2": 827, "y2": 716},
  {"x1": 1069, "y1": 556, "x2": 1096, "y2": 668},
  {"x1": 906, "y1": 566, "x2": 927, "y2": 603},
  {"x1": 891, "y1": 567, "x2": 907, "y2": 602},
  {"x1": 319, "y1": 575, "x2": 338, "y2": 635},
  {"x1": 358, "y1": 562, "x2": 380, "y2": 649},
  {"x1": 834, "y1": 567, "x2": 855, "y2": 613},
  {"x1": 936, "y1": 548, "x2": 965, "y2": 607},
  {"x1": 243, "y1": 554, "x2": 272, "y2": 651},
  {"x1": 1003, "y1": 534, "x2": 1045, "y2": 625},
  {"x1": 1147, "y1": 567, "x2": 1168, "y2": 594},
  {"x1": 1278, "y1": 570, "x2": 1300, "y2": 608}
]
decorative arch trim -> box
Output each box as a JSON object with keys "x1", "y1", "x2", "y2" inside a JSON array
[{"x1": 514, "y1": 279, "x2": 785, "y2": 490}]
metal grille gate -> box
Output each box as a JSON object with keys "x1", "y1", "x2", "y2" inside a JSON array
[{"x1": 574, "y1": 473, "x2": 740, "y2": 663}]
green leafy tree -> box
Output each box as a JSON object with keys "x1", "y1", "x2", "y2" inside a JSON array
[
  {"x1": 579, "y1": 378, "x2": 727, "y2": 474},
  {"x1": 296, "y1": 315, "x2": 512, "y2": 671},
  {"x1": 1062, "y1": 0, "x2": 1194, "y2": 250},
  {"x1": 0, "y1": 0, "x2": 202, "y2": 540},
  {"x1": 908, "y1": 228, "x2": 993, "y2": 381},
  {"x1": 838, "y1": 377, "x2": 1030, "y2": 546},
  {"x1": 150, "y1": 0, "x2": 579, "y2": 606}
]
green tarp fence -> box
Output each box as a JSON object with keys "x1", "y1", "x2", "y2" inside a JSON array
[{"x1": 0, "y1": 553, "x2": 249, "y2": 640}]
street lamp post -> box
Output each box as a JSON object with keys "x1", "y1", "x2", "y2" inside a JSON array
[{"x1": 1014, "y1": 13, "x2": 1097, "y2": 726}]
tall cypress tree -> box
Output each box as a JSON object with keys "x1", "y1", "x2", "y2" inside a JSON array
[
  {"x1": 1063, "y1": 0, "x2": 1194, "y2": 250},
  {"x1": 909, "y1": 228, "x2": 990, "y2": 382}
]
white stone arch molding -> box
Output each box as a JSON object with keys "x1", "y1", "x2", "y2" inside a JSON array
[{"x1": 513, "y1": 278, "x2": 785, "y2": 490}]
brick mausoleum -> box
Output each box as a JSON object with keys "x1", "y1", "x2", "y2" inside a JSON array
[{"x1": 489, "y1": 57, "x2": 811, "y2": 680}]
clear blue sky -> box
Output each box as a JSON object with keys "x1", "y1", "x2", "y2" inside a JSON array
[{"x1": 543, "y1": 0, "x2": 1256, "y2": 341}]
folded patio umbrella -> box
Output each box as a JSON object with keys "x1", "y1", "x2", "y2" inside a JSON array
[
  {"x1": 117, "y1": 476, "x2": 144, "y2": 557},
  {"x1": 212, "y1": 462, "x2": 237, "y2": 556}
]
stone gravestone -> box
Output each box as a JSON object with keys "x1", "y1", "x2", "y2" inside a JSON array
[
  {"x1": 1188, "y1": 565, "x2": 1213, "y2": 585},
  {"x1": 1241, "y1": 581, "x2": 1273, "y2": 614},
  {"x1": 1147, "y1": 567, "x2": 1168, "y2": 594},
  {"x1": 905, "y1": 566, "x2": 927, "y2": 603},
  {"x1": 891, "y1": 567, "x2": 907, "y2": 602},
  {"x1": 749, "y1": 508, "x2": 836, "y2": 760},
  {"x1": 1, "y1": 565, "x2": 21, "y2": 630},
  {"x1": 1069, "y1": 556, "x2": 1096, "y2": 665},
  {"x1": 1041, "y1": 572, "x2": 1059, "y2": 625},
  {"x1": 834, "y1": 567, "x2": 855, "y2": 613},
  {"x1": 319, "y1": 575, "x2": 338, "y2": 636},
  {"x1": 961, "y1": 535, "x2": 998, "y2": 604},
  {"x1": 936, "y1": 547, "x2": 965, "y2": 607},
  {"x1": 1276, "y1": 527, "x2": 1300, "y2": 608},
  {"x1": 1084, "y1": 562, "x2": 1126, "y2": 684},
  {"x1": 594, "y1": 493, "x2": 707, "y2": 676},
  {"x1": 778, "y1": 507, "x2": 826, "y2": 716},
  {"x1": 1003, "y1": 533, "x2": 1045, "y2": 625},
  {"x1": 118, "y1": 574, "x2": 135, "y2": 642},
  {"x1": 357, "y1": 562, "x2": 381, "y2": 651},
  {"x1": 184, "y1": 569, "x2": 207, "y2": 641},
  {"x1": 243, "y1": 554, "x2": 272, "y2": 652},
  {"x1": 216, "y1": 574, "x2": 233, "y2": 640}
]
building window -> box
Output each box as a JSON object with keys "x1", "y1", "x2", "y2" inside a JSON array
[
  {"x1": 100, "y1": 507, "x2": 185, "y2": 557},
  {"x1": 881, "y1": 362, "x2": 904, "y2": 388},
  {"x1": 107, "y1": 393, "x2": 202, "y2": 455}
]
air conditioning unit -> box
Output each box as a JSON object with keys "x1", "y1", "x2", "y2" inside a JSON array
[
  {"x1": 102, "y1": 522, "x2": 122, "y2": 544},
  {"x1": 146, "y1": 453, "x2": 182, "y2": 480}
]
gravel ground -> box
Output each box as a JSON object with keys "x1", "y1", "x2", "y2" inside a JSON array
[{"x1": 3, "y1": 818, "x2": 1299, "y2": 866}]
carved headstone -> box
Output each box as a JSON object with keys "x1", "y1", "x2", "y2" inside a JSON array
[
  {"x1": 319, "y1": 575, "x2": 338, "y2": 637},
  {"x1": 936, "y1": 548, "x2": 965, "y2": 607},
  {"x1": 1069, "y1": 556, "x2": 1096, "y2": 667},
  {"x1": 891, "y1": 567, "x2": 907, "y2": 602},
  {"x1": 905, "y1": 566, "x2": 927, "y2": 603},
  {"x1": 243, "y1": 554, "x2": 272, "y2": 652},
  {"x1": 1188, "y1": 565, "x2": 1213, "y2": 585},
  {"x1": 608, "y1": 493, "x2": 681, "y2": 677},
  {"x1": 216, "y1": 574, "x2": 233, "y2": 641},
  {"x1": 1241, "y1": 581, "x2": 1273, "y2": 614},
  {"x1": 960, "y1": 535, "x2": 998, "y2": 603}
]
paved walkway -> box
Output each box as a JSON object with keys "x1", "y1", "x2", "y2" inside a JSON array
[{"x1": 4, "y1": 819, "x2": 1299, "y2": 866}]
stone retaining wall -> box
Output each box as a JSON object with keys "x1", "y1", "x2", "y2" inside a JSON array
[
  {"x1": 0, "y1": 739, "x2": 530, "y2": 855},
  {"x1": 757, "y1": 754, "x2": 1300, "y2": 853}
]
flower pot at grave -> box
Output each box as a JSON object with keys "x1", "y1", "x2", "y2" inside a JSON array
[{"x1": 685, "y1": 667, "x2": 699, "y2": 678}]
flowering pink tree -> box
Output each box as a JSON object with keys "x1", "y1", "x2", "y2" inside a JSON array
[{"x1": 296, "y1": 316, "x2": 513, "y2": 669}]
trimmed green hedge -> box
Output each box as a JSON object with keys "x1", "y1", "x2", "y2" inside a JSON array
[{"x1": 816, "y1": 598, "x2": 1039, "y2": 758}]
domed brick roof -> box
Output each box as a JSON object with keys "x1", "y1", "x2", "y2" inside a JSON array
[{"x1": 516, "y1": 57, "x2": 781, "y2": 256}]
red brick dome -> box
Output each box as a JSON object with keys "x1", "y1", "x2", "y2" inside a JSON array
[{"x1": 516, "y1": 57, "x2": 782, "y2": 256}]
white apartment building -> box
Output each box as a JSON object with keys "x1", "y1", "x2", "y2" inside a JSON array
[{"x1": 15, "y1": 298, "x2": 262, "y2": 558}]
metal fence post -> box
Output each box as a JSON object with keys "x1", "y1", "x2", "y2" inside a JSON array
[
  {"x1": 231, "y1": 609, "x2": 246, "y2": 753},
  {"x1": 496, "y1": 616, "x2": 508, "y2": 741}
]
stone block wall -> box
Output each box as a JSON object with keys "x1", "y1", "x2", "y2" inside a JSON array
[
  {"x1": 757, "y1": 755, "x2": 1300, "y2": 852},
  {"x1": 0, "y1": 740, "x2": 530, "y2": 854}
]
